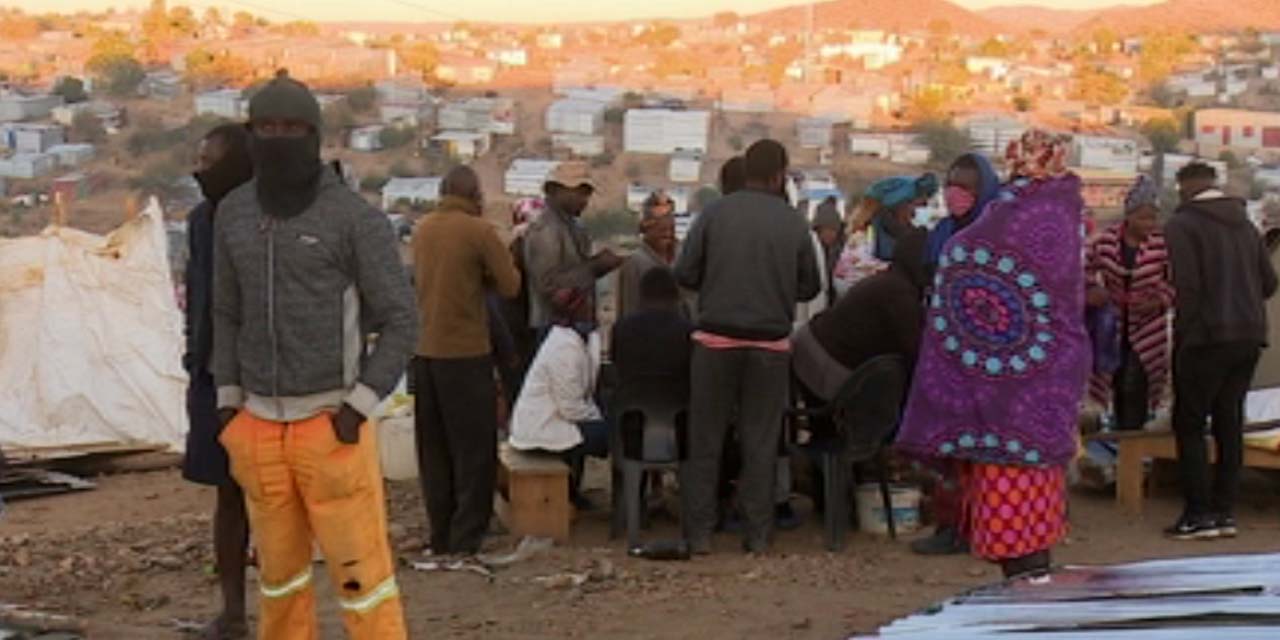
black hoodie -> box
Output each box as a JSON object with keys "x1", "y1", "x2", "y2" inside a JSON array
[
  {"x1": 808, "y1": 228, "x2": 928, "y2": 372},
  {"x1": 1165, "y1": 191, "x2": 1278, "y2": 348}
]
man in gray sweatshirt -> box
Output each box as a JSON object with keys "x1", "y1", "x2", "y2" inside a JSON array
[
  {"x1": 212, "y1": 71, "x2": 416, "y2": 638},
  {"x1": 675, "y1": 139, "x2": 821, "y2": 554}
]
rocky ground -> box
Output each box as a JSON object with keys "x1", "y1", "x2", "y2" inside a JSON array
[{"x1": 1, "y1": 466, "x2": 1279, "y2": 639}]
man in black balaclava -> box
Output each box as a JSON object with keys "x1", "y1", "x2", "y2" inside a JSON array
[
  {"x1": 182, "y1": 122, "x2": 254, "y2": 640},
  {"x1": 211, "y1": 71, "x2": 415, "y2": 639}
]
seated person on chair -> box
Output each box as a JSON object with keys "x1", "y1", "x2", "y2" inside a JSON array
[
  {"x1": 793, "y1": 227, "x2": 928, "y2": 412},
  {"x1": 509, "y1": 287, "x2": 608, "y2": 509},
  {"x1": 612, "y1": 268, "x2": 693, "y2": 409}
]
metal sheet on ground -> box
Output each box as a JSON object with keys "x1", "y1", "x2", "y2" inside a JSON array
[{"x1": 858, "y1": 553, "x2": 1280, "y2": 638}]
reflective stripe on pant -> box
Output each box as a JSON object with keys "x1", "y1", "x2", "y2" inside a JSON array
[{"x1": 220, "y1": 411, "x2": 407, "y2": 640}]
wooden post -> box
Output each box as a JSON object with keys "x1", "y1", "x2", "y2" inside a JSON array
[
  {"x1": 53, "y1": 191, "x2": 67, "y2": 228},
  {"x1": 1115, "y1": 437, "x2": 1147, "y2": 516}
]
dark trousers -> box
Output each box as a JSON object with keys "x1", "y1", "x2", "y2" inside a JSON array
[
  {"x1": 413, "y1": 356, "x2": 498, "y2": 555},
  {"x1": 1112, "y1": 346, "x2": 1150, "y2": 432},
  {"x1": 1172, "y1": 342, "x2": 1261, "y2": 518},
  {"x1": 682, "y1": 345, "x2": 789, "y2": 547}
]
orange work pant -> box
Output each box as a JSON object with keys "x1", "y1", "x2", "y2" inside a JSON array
[{"x1": 220, "y1": 411, "x2": 407, "y2": 640}]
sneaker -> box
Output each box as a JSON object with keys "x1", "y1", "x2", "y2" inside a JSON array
[
  {"x1": 910, "y1": 527, "x2": 971, "y2": 556},
  {"x1": 1163, "y1": 514, "x2": 1220, "y2": 540},
  {"x1": 1216, "y1": 515, "x2": 1238, "y2": 538},
  {"x1": 775, "y1": 502, "x2": 802, "y2": 531}
]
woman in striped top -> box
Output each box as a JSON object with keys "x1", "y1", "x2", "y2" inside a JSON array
[{"x1": 1086, "y1": 175, "x2": 1176, "y2": 431}]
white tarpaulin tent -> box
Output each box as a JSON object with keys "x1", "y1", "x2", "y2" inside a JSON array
[{"x1": 0, "y1": 198, "x2": 187, "y2": 451}]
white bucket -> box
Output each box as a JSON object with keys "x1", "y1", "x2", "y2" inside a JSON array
[
  {"x1": 854, "y1": 483, "x2": 922, "y2": 535},
  {"x1": 377, "y1": 416, "x2": 418, "y2": 481}
]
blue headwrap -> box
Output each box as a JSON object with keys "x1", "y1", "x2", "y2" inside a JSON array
[
  {"x1": 868, "y1": 174, "x2": 939, "y2": 260},
  {"x1": 1124, "y1": 174, "x2": 1160, "y2": 215},
  {"x1": 926, "y1": 153, "x2": 1001, "y2": 266}
]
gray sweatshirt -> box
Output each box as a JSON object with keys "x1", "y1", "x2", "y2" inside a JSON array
[
  {"x1": 212, "y1": 170, "x2": 418, "y2": 421},
  {"x1": 675, "y1": 189, "x2": 821, "y2": 341}
]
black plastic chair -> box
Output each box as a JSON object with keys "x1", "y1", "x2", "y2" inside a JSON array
[
  {"x1": 791, "y1": 354, "x2": 909, "y2": 551},
  {"x1": 608, "y1": 388, "x2": 688, "y2": 549}
]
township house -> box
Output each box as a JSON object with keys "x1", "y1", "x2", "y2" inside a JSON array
[
  {"x1": 546, "y1": 98, "x2": 607, "y2": 158},
  {"x1": 622, "y1": 109, "x2": 710, "y2": 154},
  {"x1": 0, "y1": 92, "x2": 63, "y2": 123},
  {"x1": 1195, "y1": 109, "x2": 1280, "y2": 161},
  {"x1": 381, "y1": 176, "x2": 441, "y2": 211},
  {"x1": 195, "y1": 89, "x2": 248, "y2": 120}
]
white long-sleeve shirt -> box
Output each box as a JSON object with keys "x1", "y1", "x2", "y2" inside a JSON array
[{"x1": 508, "y1": 326, "x2": 603, "y2": 452}]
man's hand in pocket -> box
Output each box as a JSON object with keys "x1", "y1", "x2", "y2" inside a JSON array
[{"x1": 332, "y1": 404, "x2": 366, "y2": 444}]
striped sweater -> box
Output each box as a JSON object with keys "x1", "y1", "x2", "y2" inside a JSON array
[{"x1": 1086, "y1": 224, "x2": 1175, "y2": 410}]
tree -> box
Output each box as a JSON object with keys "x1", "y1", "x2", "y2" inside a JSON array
[
  {"x1": 1073, "y1": 67, "x2": 1128, "y2": 105},
  {"x1": 907, "y1": 88, "x2": 951, "y2": 124},
  {"x1": 582, "y1": 208, "x2": 639, "y2": 241},
  {"x1": 0, "y1": 10, "x2": 40, "y2": 40},
  {"x1": 1138, "y1": 31, "x2": 1195, "y2": 86},
  {"x1": 345, "y1": 86, "x2": 377, "y2": 113},
  {"x1": 202, "y1": 7, "x2": 224, "y2": 30},
  {"x1": 1141, "y1": 118, "x2": 1181, "y2": 154},
  {"x1": 70, "y1": 110, "x2": 107, "y2": 144},
  {"x1": 184, "y1": 48, "x2": 255, "y2": 89},
  {"x1": 88, "y1": 54, "x2": 145, "y2": 98},
  {"x1": 52, "y1": 77, "x2": 89, "y2": 104},
  {"x1": 1090, "y1": 27, "x2": 1118, "y2": 54},
  {"x1": 399, "y1": 41, "x2": 439, "y2": 81},
  {"x1": 1013, "y1": 95, "x2": 1034, "y2": 113},
  {"x1": 231, "y1": 11, "x2": 256, "y2": 36},
  {"x1": 273, "y1": 21, "x2": 320, "y2": 38},
  {"x1": 638, "y1": 22, "x2": 681, "y2": 48},
  {"x1": 916, "y1": 120, "x2": 971, "y2": 166},
  {"x1": 712, "y1": 11, "x2": 740, "y2": 29},
  {"x1": 168, "y1": 5, "x2": 198, "y2": 37},
  {"x1": 378, "y1": 126, "x2": 416, "y2": 150},
  {"x1": 976, "y1": 37, "x2": 1010, "y2": 58},
  {"x1": 323, "y1": 102, "x2": 356, "y2": 139}
]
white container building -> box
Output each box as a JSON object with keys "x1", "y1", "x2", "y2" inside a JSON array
[{"x1": 623, "y1": 109, "x2": 710, "y2": 154}]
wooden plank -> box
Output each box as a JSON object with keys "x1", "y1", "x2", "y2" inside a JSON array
[
  {"x1": 499, "y1": 443, "x2": 572, "y2": 475},
  {"x1": 1116, "y1": 437, "x2": 1147, "y2": 516},
  {"x1": 1112, "y1": 431, "x2": 1280, "y2": 515},
  {"x1": 4, "y1": 442, "x2": 166, "y2": 465}
]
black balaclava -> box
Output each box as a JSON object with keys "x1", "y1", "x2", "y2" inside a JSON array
[
  {"x1": 194, "y1": 123, "x2": 254, "y2": 205},
  {"x1": 247, "y1": 71, "x2": 324, "y2": 218}
]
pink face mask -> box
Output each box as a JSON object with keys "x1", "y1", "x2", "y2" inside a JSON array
[{"x1": 944, "y1": 185, "x2": 976, "y2": 218}]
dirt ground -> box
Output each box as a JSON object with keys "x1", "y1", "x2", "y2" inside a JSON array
[{"x1": 2, "y1": 464, "x2": 1279, "y2": 640}]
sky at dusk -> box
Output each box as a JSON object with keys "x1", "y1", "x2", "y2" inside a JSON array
[{"x1": 4, "y1": 0, "x2": 1165, "y2": 23}]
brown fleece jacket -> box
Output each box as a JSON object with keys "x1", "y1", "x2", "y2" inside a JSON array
[{"x1": 412, "y1": 196, "x2": 521, "y2": 358}]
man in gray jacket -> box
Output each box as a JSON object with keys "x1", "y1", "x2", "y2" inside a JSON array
[
  {"x1": 675, "y1": 139, "x2": 821, "y2": 554},
  {"x1": 212, "y1": 71, "x2": 415, "y2": 639},
  {"x1": 523, "y1": 178, "x2": 623, "y2": 333}
]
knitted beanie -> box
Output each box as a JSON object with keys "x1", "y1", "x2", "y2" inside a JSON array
[{"x1": 248, "y1": 70, "x2": 321, "y2": 131}]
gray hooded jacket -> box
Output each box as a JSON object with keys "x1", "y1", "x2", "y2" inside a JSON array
[{"x1": 212, "y1": 169, "x2": 418, "y2": 421}]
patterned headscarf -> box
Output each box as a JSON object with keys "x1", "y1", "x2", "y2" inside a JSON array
[
  {"x1": 1123, "y1": 174, "x2": 1160, "y2": 215},
  {"x1": 1005, "y1": 129, "x2": 1071, "y2": 181},
  {"x1": 865, "y1": 173, "x2": 940, "y2": 211}
]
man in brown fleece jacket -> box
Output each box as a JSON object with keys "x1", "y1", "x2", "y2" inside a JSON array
[{"x1": 411, "y1": 165, "x2": 521, "y2": 556}]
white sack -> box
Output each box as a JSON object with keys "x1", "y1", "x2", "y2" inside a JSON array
[{"x1": 0, "y1": 198, "x2": 188, "y2": 451}]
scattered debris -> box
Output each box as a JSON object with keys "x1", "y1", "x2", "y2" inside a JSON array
[
  {"x1": 410, "y1": 558, "x2": 495, "y2": 580},
  {"x1": 477, "y1": 536, "x2": 554, "y2": 567},
  {"x1": 0, "y1": 604, "x2": 86, "y2": 636}
]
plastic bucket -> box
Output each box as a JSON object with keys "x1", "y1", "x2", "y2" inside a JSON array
[
  {"x1": 854, "y1": 483, "x2": 922, "y2": 535},
  {"x1": 377, "y1": 416, "x2": 418, "y2": 481}
]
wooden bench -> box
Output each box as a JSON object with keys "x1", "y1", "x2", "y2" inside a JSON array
[
  {"x1": 1089, "y1": 430, "x2": 1280, "y2": 515},
  {"x1": 495, "y1": 443, "x2": 572, "y2": 542}
]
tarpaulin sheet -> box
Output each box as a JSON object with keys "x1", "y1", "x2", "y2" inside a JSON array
[{"x1": 0, "y1": 198, "x2": 187, "y2": 451}]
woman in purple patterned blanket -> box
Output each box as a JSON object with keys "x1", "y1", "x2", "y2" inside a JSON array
[{"x1": 895, "y1": 129, "x2": 1090, "y2": 580}]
